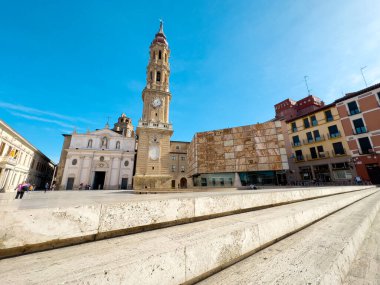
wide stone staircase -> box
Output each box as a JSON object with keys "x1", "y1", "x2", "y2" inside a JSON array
[{"x1": 0, "y1": 186, "x2": 379, "y2": 284}]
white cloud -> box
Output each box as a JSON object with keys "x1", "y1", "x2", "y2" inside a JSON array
[
  {"x1": 0, "y1": 101, "x2": 93, "y2": 124},
  {"x1": 9, "y1": 112, "x2": 78, "y2": 130}
]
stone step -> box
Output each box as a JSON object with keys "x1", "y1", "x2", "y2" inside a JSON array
[
  {"x1": 198, "y1": 190, "x2": 380, "y2": 285},
  {"x1": 343, "y1": 206, "x2": 380, "y2": 284},
  {"x1": 0, "y1": 188, "x2": 377, "y2": 284},
  {"x1": 0, "y1": 185, "x2": 373, "y2": 258}
]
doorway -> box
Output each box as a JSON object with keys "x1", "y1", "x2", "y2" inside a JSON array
[
  {"x1": 93, "y1": 171, "x2": 106, "y2": 190},
  {"x1": 121, "y1": 178, "x2": 128, "y2": 190},
  {"x1": 66, "y1": 177, "x2": 74, "y2": 190},
  {"x1": 180, "y1": 177, "x2": 187, "y2": 188},
  {"x1": 366, "y1": 164, "x2": 380, "y2": 184},
  {"x1": 171, "y1": 180, "x2": 176, "y2": 188}
]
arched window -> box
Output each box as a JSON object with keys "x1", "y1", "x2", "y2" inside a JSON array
[
  {"x1": 150, "y1": 71, "x2": 153, "y2": 81},
  {"x1": 158, "y1": 50, "x2": 162, "y2": 59},
  {"x1": 87, "y1": 139, "x2": 93, "y2": 148},
  {"x1": 102, "y1": 137, "x2": 108, "y2": 148},
  {"x1": 156, "y1": 71, "x2": 161, "y2": 82},
  {"x1": 116, "y1": 141, "x2": 120, "y2": 149}
]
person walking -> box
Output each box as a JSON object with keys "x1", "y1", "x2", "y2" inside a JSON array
[
  {"x1": 44, "y1": 182, "x2": 49, "y2": 193},
  {"x1": 15, "y1": 182, "x2": 29, "y2": 199},
  {"x1": 15, "y1": 183, "x2": 22, "y2": 199}
]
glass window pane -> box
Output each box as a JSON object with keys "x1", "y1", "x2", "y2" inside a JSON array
[
  {"x1": 333, "y1": 142, "x2": 345, "y2": 155},
  {"x1": 325, "y1": 110, "x2": 333, "y2": 122},
  {"x1": 303, "y1": 118, "x2": 310, "y2": 128},
  {"x1": 358, "y1": 137, "x2": 372, "y2": 154}
]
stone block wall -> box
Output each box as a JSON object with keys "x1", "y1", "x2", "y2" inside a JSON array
[{"x1": 187, "y1": 121, "x2": 288, "y2": 176}]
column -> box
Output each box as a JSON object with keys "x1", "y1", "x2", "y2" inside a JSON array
[
  {"x1": 105, "y1": 157, "x2": 114, "y2": 190},
  {"x1": 233, "y1": 172, "x2": 242, "y2": 187}
]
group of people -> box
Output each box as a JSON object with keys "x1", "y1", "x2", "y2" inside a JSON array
[
  {"x1": 15, "y1": 181, "x2": 56, "y2": 199},
  {"x1": 79, "y1": 183, "x2": 92, "y2": 190}
]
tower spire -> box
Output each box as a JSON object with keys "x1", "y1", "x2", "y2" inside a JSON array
[{"x1": 159, "y1": 19, "x2": 164, "y2": 33}]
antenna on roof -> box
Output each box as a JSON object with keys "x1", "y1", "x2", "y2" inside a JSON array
[
  {"x1": 360, "y1": 66, "x2": 368, "y2": 87},
  {"x1": 304, "y1": 76, "x2": 311, "y2": 95}
]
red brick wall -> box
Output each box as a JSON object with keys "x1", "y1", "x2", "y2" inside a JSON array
[
  {"x1": 341, "y1": 118, "x2": 353, "y2": 136},
  {"x1": 347, "y1": 139, "x2": 358, "y2": 152},
  {"x1": 358, "y1": 94, "x2": 378, "y2": 112},
  {"x1": 363, "y1": 109, "x2": 380, "y2": 132},
  {"x1": 355, "y1": 156, "x2": 380, "y2": 182},
  {"x1": 371, "y1": 134, "x2": 380, "y2": 150},
  {"x1": 337, "y1": 105, "x2": 348, "y2": 118}
]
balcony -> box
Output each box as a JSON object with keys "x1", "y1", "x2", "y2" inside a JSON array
[
  {"x1": 291, "y1": 142, "x2": 302, "y2": 147},
  {"x1": 306, "y1": 152, "x2": 330, "y2": 161},
  {"x1": 138, "y1": 120, "x2": 173, "y2": 130},
  {"x1": 327, "y1": 132, "x2": 342, "y2": 139},
  {"x1": 0, "y1": 156, "x2": 17, "y2": 166},
  {"x1": 353, "y1": 126, "x2": 367, "y2": 135},
  {"x1": 332, "y1": 149, "x2": 347, "y2": 157},
  {"x1": 302, "y1": 135, "x2": 326, "y2": 145},
  {"x1": 358, "y1": 148, "x2": 376, "y2": 155},
  {"x1": 295, "y1": 155, "x2": 305, "y2": 162}
]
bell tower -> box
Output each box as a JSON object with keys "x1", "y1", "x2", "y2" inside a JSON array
[{"x1": 134, "y1": 21, "x2": 174, "y2": 189}]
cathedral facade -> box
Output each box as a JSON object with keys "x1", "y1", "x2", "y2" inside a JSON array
[{"x1": 56, "y1": 114, "x2": 136, "y2": 190}]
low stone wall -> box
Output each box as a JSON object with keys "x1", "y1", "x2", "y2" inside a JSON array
[
  {"x1": 0, "y1": 188, "x2": 378, "y2": 284},
  {"x1": 0, "y1": 186, "x2": 375, "y2": 258}
]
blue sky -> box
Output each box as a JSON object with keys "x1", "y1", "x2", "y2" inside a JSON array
[{"x1": 1, "y1": 0, "x2": 380, "y2": 163}]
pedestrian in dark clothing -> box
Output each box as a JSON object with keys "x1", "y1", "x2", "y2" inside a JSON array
[{"x1": 44, "y1": 182, "x2": 49, "y2": 193}]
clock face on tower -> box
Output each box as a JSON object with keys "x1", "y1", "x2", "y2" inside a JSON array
[{"x1": 152, "y1": 97, "x2": 162, "y2": 108}]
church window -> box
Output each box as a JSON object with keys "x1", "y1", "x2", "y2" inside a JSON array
[
  {"x1": 171, "y1": 155, "x2": 176, "y2": 160},
  {"x1": 158, "y1": 50, "x2": 162, "y2": 59},
  {"x1": 87, "y1": 139, "x2": 93, "y2": 148},
  {"x1": 171, "y1": 165, "x2": 176, "y2": 172},
  {"x1": 156, "y1": 71, "x2": 161, "y2": 82},
  {"x1": 102, "y1": 137, "x2": 108, "y2": 148},
  {"x1": 116, "y1": 141, "x2": 120, "y2": 149},
  {"x1": 181, "y1": 156, "x2": 186, "y2": 161},
  {"x1": 181, "y1": 166, "x2": 185, "y2": 172},
  {"x1": 176, "y1": 145, "x2": 180, "y2": 150},
  {"x1": 150, "y1": 71, "x2": 153, "y2": 81},
  {"x1": 72, "y1": 159, "x2": 77, "y2": 166}
]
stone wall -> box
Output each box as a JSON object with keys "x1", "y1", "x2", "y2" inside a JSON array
[{"x1": 187, "y1": 121, "x2": 288, "y2": 176}]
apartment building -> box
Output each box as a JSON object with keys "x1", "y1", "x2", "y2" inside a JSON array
[
  {"x1": 335, "y1": 83, "x2": 380, "y2": 184},
  {"x1": 168, "y1": 141, "x2": 191, "y2": 189},
  {"x1": 286, "y1": 104, "x2": 354, "y2": 182},
  {"x1": 0, "y1": 120, "x2": 55, "y2": 192}
]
